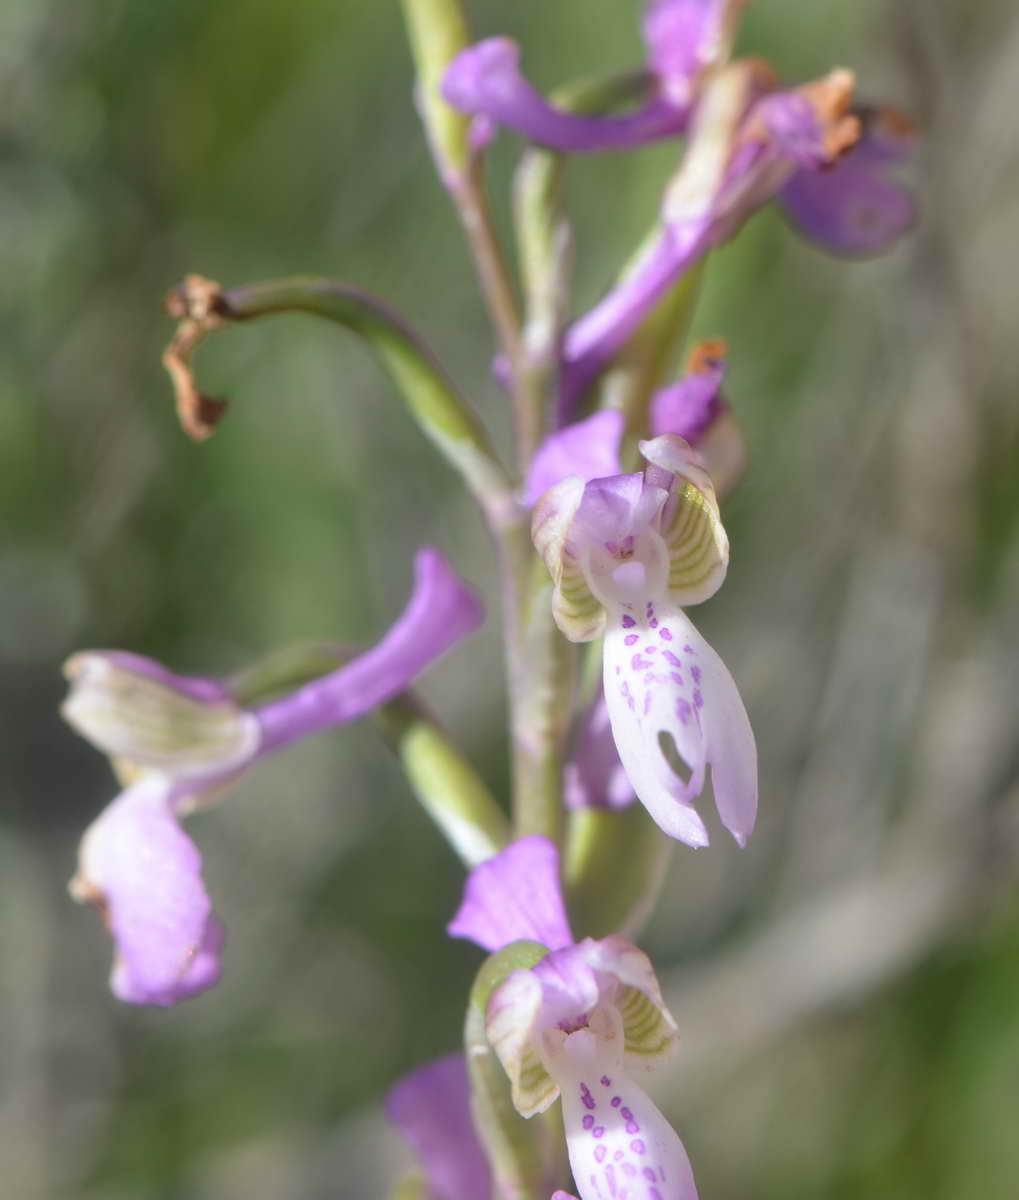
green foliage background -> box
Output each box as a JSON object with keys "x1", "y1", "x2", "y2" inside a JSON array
[{"x1": 2, "y1": 1, "x2": 1018, "y2": 1197}]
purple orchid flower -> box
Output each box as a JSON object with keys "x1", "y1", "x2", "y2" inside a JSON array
[
  {"x1": 385, "y1": 1053, "x2": 493, "y2": 1200},
  {"x1": 64, "y1": 549, "x2": 483, "y2": 1006},
  {"x1": 441, "y1": 38, "x2": 687, "y2": 155},
  {"x1": 449, "y1": 837, "x2": 699, "y2": 1200},
  {"x1": 533, "y1": 436, "x2": 756, "y2": 847},
  {"x1": 520, "y1": 344, "x2": 748, "y2": 824},
  {"x1": 559, "y1": 64, "x2": 864, "y2": 408},
  {"x1": 440, "y1": 3, "x2": 746, "y2": 154},
  {"x1": 779, "y1": 104, "x2": 917, "y2": 256}
]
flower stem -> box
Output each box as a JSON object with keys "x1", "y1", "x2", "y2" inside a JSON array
[{"x1": 164, "y1": 273, "x2": 517, "y2": 535}]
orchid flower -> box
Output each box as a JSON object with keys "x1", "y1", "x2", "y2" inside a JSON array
[
  {"x1": 64, "y1": 549, "x2": 483, "y2": 1005},
  {"x1": 385, "y1": 1053, "x2": 492, "y2": 1200},
  {"x1": 440, "y1": 2, "x2": 746, "y2": 153},
  {"x1": 449, "y1": 836, "x2": 698, "y2": 1200},
  {"x1": 559, "y1": 64, "x2": 864, "y2": 407},
  {"x1": 779, "y1": 103, "x2": 917, "y2": 256},
  {"x1": 532, "y1": 435, "x2": 756, "y2": 847},
  {"x1": 525, "y1": 338, "x2": 744, "y2": 514}
]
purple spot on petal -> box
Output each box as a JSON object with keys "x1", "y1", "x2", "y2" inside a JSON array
[
  {"x1": 621, "y1": 615, "x2": 636, "y2": 628},
  {"x1": 611, "y1": 1096, "x2": 622, "y2": 1107},
  {"x1": 624, "y1": 634, "x2": 639, "y2": 646},
  {"x1": 660, "y1": 626, "x2": 673, "y2": 641},
  {"x1": 649, "y1": 618, "x2": 659, "y2": 628},
  {"x1": 670, "y1": 671, "x2": 684, "y2": 686},
  {"x1": 626, "y1": 1120, "x2": 640, "y2": 1135},
  {"x1": 631, "y1": 655, "x2": 653, "y2": 671},
  {"x1": 691, "y1": 665, "x2": 702, "y2": 683},
  {"x1": 620, "y1": 1107, "x2": 633, "y2": 1121},
  {"x1": 594, "y1": 1145, "x2": 607, "y2": 1164},
  {"x1": 593, "y1": 1126, "x2": 605, "y2": 1139},
  {"x1": 614, "y1": 1150, "x2": 624, "y2": 1162},
  {"x1": 694, "y1": 689, "x2": 704, "y2": 708},
  {"x1": 650, "y1": 1189, "x2": 662, "y2": 1200},
  {"x1": 622, "y1": 1162, "x2": 637, "y2": 1178},
  {"x1": 631, "y1": 1139, "x2": 645, "y2": 1155},
  {"x1": 646, "y1": 602, "x2": 654, "y2": 616},
  {"x1": 644, "y1": 1168, "x2": 657, "y2": 1182},
  {"x1": 684, "y1": 644, "x2": 695, "y2": 654},
  {"x1": 580, "y1": 1083, "x2": 596, "y2": 1111},
  {"x1": 643, "y1": 690, "x2": 652, "y2": 717},
  {"x1": 600, "y1": 1076, "x2": 611, "y2": 1087},
  {"x1": 583, "y1": 1115, "x2": 594, "y2": 1130},
  {"x1": 664, "y1": 650, "x2": 682, "y2": 667},
  {"x1": 676, "y1": 698, "x2": 692, "y2": 725}
]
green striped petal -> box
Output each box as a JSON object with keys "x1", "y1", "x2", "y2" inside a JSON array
[
  {"x1": 641, "y1": 434, "x2": 729, "y2": 606},
  {"x1": 584, "y1": 935, "x2": 679, "y2": 1068},
  {"x1": 531, "y1": 476, "x2": 607, "y2": 642}
]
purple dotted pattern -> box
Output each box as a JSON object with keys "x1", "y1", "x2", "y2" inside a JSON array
[
  {"x1": 569, "y1": 1075, "x2": 668, "y2": 1200},
  {"x1": 612, "y1": 604, "x2": 705, "y2": 802}
]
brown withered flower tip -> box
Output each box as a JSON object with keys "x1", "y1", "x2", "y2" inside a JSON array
[
  {"x1": 162, "y1": 275, "x2": 230, "y2": 442},
  {"x1": 799, "y1": 68, "x2": 861, "y2": 163},
  {"x1": 686, "y1": 338, "x2": 728, "y2": 374}
]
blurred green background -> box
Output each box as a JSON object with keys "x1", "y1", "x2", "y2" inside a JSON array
[{"x1": 3, "y1": 1, "x2": 1018, "y2": 1197}]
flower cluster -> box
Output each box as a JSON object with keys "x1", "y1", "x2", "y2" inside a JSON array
[{"x1": 60, "y1": 1, "x2": 915, "y2": 1196}]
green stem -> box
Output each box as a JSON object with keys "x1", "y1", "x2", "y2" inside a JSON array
[
  {"x1": 512, "y1": 71, "x2": 651, "y2": 452},
  {"x1": 505, "y1": 72, "x2": 657, "y2": 843},
  {"x1": 398, "y1": 0, "x2": 471, "y2": 182},
  {"x1": 399, "y1": 0, "x2": 564, "y2": 843},
  {"x1": 510, "y1": 561, "x2": 576, "y2": 843}
]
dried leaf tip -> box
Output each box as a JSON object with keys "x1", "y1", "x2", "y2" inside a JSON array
[{"x1": 162, "y1": 274, "x2": 229, "y2": 442}]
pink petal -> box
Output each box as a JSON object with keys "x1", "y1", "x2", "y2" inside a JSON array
[
  {"x1": 524, "y1": 411, "x2": 624, "y2": 507},
  {"x1": 448, "y1": 836, "x2": 574, "y2": 953},
  {"x1": 255, "y1": 548, "x2": 484, "y2": 751},
  {"x1": 71, "y1": 778, "x2": 222, "y2": 1006},
  {"x1": 385, "y1": 1053, "x2": 492, "y2": 1200}
]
